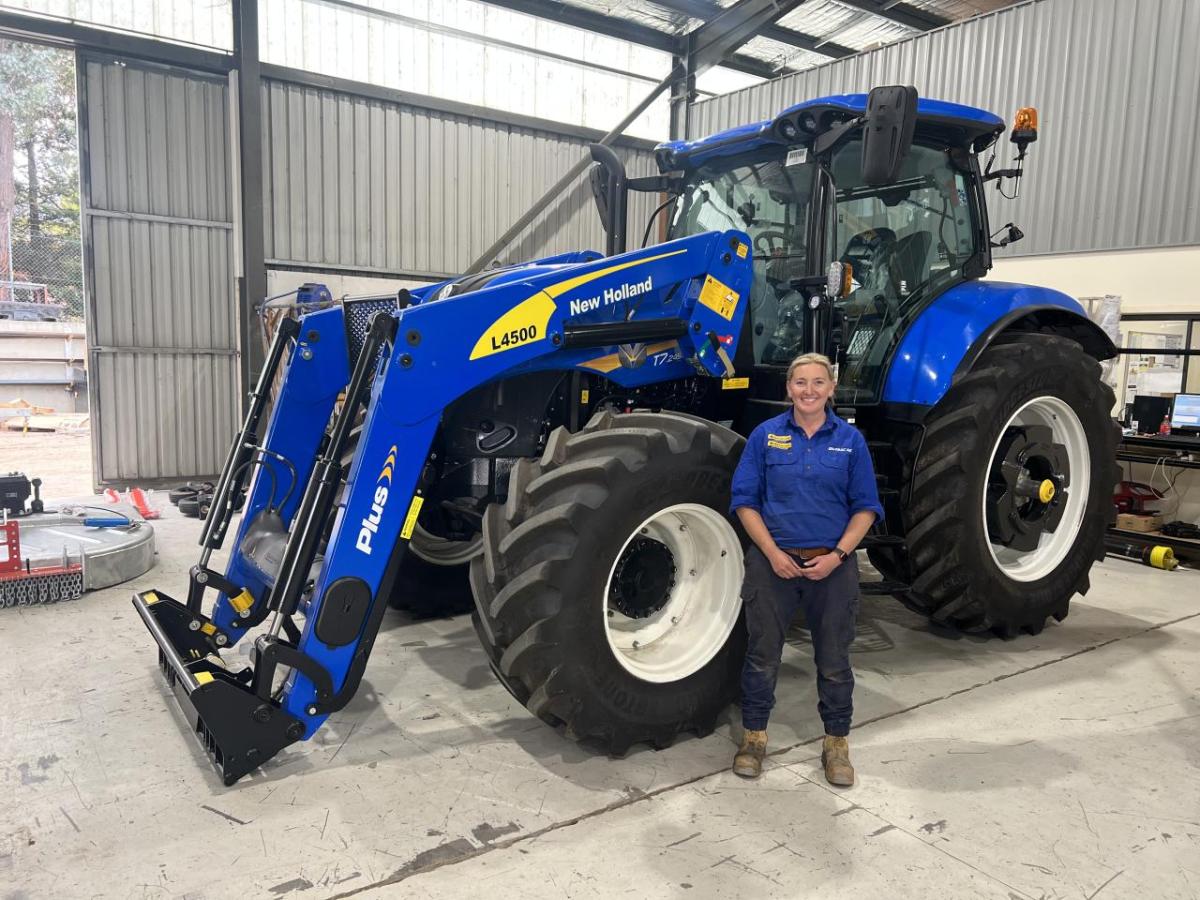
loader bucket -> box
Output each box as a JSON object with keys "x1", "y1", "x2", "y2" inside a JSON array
[{"x1": 132, "y1": 590, "x2": 305, "y2": 785}]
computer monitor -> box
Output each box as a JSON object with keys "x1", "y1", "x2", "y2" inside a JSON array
[
  {"x1": 1129, "y1": 394, "x2": 1172, "y2": 434},
  {"x1": 1170, "y1": 393, "x2": 1200, "y2": 433}
]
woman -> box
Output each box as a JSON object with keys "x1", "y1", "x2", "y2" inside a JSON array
[{"x1": 728, "y1": 353, "x2": 883, "y2": 786}]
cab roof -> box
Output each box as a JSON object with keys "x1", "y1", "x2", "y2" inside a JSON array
[{"x1": 656, "y1": 93, "x2": 1005, "y2": 170}]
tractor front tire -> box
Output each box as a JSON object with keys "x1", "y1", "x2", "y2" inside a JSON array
[
  {"x1": 471, "y1": 410, "x2": 747, "y2": 754},
  {"x1": 894, "y1": 334, "x2": 1119, "y2": 636}
]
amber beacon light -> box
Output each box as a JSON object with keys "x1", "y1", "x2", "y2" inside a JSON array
[{"x1": 1011, "y1": 106, "x2": 1038, "y2": 152}]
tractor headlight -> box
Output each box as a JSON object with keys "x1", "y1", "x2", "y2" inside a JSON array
[{"x1": 777, "y1": 118, "x2": 799, "y2": 141}]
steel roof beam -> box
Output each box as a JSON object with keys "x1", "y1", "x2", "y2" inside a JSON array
[
  {"x1": 832, "y1": 0, "x2": 950, "y2": 32},
  {"x1": 646, "y1": 0, "x2": 855, "y2": 58},
  {"x1": 477, "y1": 0, "x2": 788, "y2": 77}
]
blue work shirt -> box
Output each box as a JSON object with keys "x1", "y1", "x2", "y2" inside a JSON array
[{"x1": 730, "y1": 410, "x2": 884, "y2": 549}]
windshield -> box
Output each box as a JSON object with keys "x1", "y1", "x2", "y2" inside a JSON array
[
  {"x1": 830, "y1": 139, "x2": 981, "y2": 403},
  {"x1": 669, "y1": 148, "x2": 816, "y2": 364}
]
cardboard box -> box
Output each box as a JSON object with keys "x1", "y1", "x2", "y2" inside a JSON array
[{"x1": 1116, "y1": 513, "x2": 1163, "y2": 532}]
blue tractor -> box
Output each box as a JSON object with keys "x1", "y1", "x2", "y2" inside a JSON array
[{"x1": 134, "y1": 87, "x2": 1118, "y2": 784}]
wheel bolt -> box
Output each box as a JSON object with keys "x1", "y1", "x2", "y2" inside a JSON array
[
  {"x1": 678, "y1": 524, "x2": 687, "y2": 531},
  {"x1": 640, "y1": 528, "x2": 648, "y2": 534},
  {"x1": 632, "y1": 641, "x2": 640, "y2": 650},
  {"x1": 607, "y1": 610, "x2": 614, "y2": 617},
  {"x1": 689, "y1": 569, "x2": 697, "y2": 577},
  {"x1": 670, "y1": 616, "x2": 679, "y2": 625},
  {"x1": 720, "y1": 550, "x2": 727, "y2": 557}
]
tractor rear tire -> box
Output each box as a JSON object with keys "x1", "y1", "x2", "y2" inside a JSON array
[
  {"x1": 471, "y1": 410, "x2": 747, "y2": 755},
  {"x1": 889, "y1": 334, "x2": 1119, "y2": 636}
]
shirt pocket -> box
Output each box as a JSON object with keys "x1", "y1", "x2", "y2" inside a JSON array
[
  {"x1": 819, "y1": 450, "x2": 851, "y2": 471},
  {"x1": 764, "y1": 445, "x2": 799, "y2": 496},
  {"x1": 764, "y1": 446, "x2": 799, "y2": 471}
]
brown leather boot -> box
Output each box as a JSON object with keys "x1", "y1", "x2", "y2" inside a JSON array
[
  {"x1": 822, "y1": 735, "x2": 854, "y2": 786},
  {"x1": 732, "y1": 729, "x2": 768, "y2": 778}
]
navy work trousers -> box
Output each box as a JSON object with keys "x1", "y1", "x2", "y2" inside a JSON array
[{"x1": 739, "y1": 544, "x2": 859, "y2": 735}]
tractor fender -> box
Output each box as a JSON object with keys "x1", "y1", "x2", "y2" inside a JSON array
[{"x1": 881, "y1": 280, "x2": 1116, "y2": 408}]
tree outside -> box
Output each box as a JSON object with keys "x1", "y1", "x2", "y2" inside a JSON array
[{"x1": 0, "y1": 39, "x2": 82, "y2": 320}]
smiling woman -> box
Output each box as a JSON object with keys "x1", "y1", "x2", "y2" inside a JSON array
[{"x1": 728, "y1": 351, "x2": 883, "y2": 786}]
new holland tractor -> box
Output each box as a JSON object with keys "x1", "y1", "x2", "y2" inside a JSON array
[{"x1": 134, "y1": 86, "x2": 1119, "y2": 784}]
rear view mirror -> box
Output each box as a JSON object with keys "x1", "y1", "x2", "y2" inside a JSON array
[
  {"x1": 861, "y1": 85, "x2": 918, "y2": 185},
  {"x1": 588, "y1": 144, "x2": 628, "y2": 256}
]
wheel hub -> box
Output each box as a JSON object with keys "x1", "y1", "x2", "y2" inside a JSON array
[
  {"x1": 986, "y1": 424, "x2": 1070, "y2": 552},
  {"x1": 610, "y1": 537, "x2": 676, "y2": 619}
]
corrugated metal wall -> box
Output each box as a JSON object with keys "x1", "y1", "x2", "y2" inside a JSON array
[
  {"x1": 261, "y1": 78, "x2": 660, "y2": 278},
  {"x1": 79, "y1": 56, "x2": 239, "y2": 483},
  {"x1": 688, "y1": 0, "x2": 1200, "y2": 257}
]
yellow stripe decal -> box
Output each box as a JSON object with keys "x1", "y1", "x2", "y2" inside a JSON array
[
  {"x1": 578, "y1": 340, "x2": 679, "y2": 374},
  {"x1": 543, "y1": 249, "x2": 687, "y2": 298},
  {"x1": 470, "y1": 249, "x2": 688, "y2": 362}
]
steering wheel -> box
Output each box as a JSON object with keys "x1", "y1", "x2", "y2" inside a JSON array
[{"x1": 754, "y1": 231, "x2": 788, "y2": 257}]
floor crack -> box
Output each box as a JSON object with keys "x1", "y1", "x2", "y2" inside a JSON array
[{"x1": 326, "y1": 609, "x2": 1200, "y2": 899}]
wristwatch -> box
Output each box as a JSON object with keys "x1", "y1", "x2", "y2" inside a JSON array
[{"x1": 834, "y1": 547, "x2": 850, "y2": 561}]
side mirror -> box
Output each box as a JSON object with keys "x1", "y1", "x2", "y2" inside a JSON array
[
  {"x1": 861, "y1": 85, "x2": 918, "y2": 186},
  {"x1": 990, "y1": 222, "x2": 1024, "y2": 249},
  {"x1": 588, "y1": 144, "x2": 628, "y2": 256}
]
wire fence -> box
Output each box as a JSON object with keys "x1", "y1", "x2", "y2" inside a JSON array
[{"x1": 1, "y1": 219, "x2": 84, "y2": 320}]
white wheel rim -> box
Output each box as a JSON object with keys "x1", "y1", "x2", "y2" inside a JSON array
[
  {"x1": 603, "y1": 503, "x2": 743, "y2": 683},
  {"x1": 409, "y1": 523, "x2": 481, "y2": 567},
  {"x1": 982, "y1": 396, "x2": 1090, "y2": 582}
]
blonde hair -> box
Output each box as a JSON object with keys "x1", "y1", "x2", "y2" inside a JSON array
[{"x1": 786, "y1": 352, "x2": 836, "y2": 383}]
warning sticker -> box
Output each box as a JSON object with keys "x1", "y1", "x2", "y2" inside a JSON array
[
  {"x1": 400, "y1": 495, "x2": 425, "y2": 540},
  {"x1": 697, "y1": 275, "x2": 740, "y2": 321},
  {"x1": 721, "y1": 377, "x2": 749, "y2": 390}
]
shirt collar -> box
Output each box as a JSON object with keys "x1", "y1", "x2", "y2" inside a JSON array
[{"x1": 778, "y1": 408, "x2": 841, "y2": 436}]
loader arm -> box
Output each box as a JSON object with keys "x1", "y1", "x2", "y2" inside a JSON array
[{"x1": 132, "y1": 230, "x2": 753, "y2": 785}]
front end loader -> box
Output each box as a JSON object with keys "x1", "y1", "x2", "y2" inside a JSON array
[{"x1": 134, "y1": 232, "x2": 753, "y2": 785}]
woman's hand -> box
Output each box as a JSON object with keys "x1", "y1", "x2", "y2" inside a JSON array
[
  {"x1": 800, "y1": 552, "x2": 841, "y2": 581},
  {"x1": 767, "y1": 547, "x2": 806, "y2": 580}
]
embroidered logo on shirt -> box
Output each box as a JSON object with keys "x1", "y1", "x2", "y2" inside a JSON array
[{"x1": 827, "y1": 446, "x2": 853, "y2": 452}]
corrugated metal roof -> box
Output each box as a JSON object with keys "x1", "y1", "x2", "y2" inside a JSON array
[{"x1": 545, "y1": 0, "x2": 1027, "y2": 70}]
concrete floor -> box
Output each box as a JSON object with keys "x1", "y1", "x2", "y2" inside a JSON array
[{"x1": 1, "y1": 503, "x2": 1198, "y2": 900}]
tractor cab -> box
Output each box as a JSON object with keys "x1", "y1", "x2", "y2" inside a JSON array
[{"x1": 651, "y1": 89, "x2": 1025, "y2": 406}]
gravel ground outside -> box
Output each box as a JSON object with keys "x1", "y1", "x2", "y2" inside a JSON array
[{"x1": 0, "y1": 429, "x2": 96, "y2": 500}]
